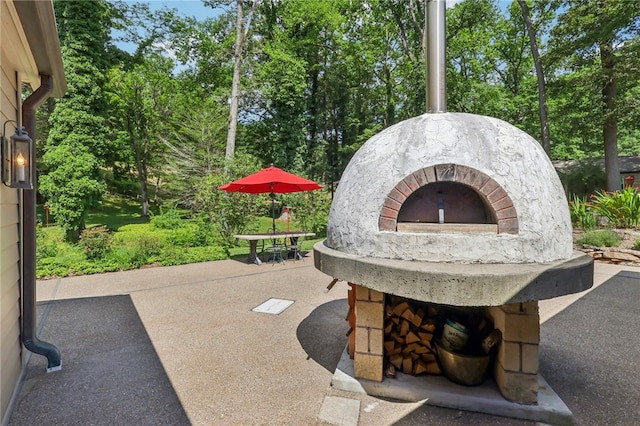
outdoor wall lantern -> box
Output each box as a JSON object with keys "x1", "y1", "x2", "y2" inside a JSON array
[{"x1": 2, "y1": 121, "x2": 33, "y2": 189}]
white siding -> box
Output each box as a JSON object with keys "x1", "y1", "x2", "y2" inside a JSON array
[{"x1": 0, "y1": 1, "x2": 30, "y2": 419}]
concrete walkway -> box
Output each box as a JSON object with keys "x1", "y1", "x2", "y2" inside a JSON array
[{"x1": 7, "y1": 255, "x2": 640, "y2": 425}]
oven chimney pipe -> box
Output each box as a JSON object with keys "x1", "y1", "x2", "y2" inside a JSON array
[
  {"x1": 22, "y1": 74, "x2": 61, "y2": 372},
  {"x1": 426, "y1": 0, "x2": 447, "y2": 113}
]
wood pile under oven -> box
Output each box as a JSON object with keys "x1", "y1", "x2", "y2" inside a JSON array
[{"x1": 384, "y1": 298, "x2": 441, "y2": 377}]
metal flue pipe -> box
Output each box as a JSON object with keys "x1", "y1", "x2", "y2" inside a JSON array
[{"x1": 426, "y1": 0, "x2": 447, "y2": 113}]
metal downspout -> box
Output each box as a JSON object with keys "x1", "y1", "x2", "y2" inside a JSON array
[{"x1": 21, "y1": 74, "x2": 61, "y2": 372}]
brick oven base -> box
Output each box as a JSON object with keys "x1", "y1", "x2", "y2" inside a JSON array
[{"x1": 331, "y1": 345, "x2": 573, "y2": 425}]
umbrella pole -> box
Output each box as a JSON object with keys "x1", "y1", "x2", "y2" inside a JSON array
[{"x1": 270, "y1": 193, "x2": 276, "y2": 243}]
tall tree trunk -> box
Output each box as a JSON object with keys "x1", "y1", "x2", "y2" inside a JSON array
[
  {"x1": 600, "y1": 39, "x2": 621, "y2": 191},
  {"x1": 226, "y1": 0, "x2": 244, "y2": 162},
  {"x1": 132, "y1": 134, "x2": 149, "y2": 217},
  {"x1": 517, "y1": 0, "x2": 551, "y2": 157},
  {"x1": 126, "y1": 117, "x2": 149, "y2": 218}
]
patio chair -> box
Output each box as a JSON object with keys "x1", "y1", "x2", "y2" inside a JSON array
[
  {"x1": 287, "y1": 236, "x2": 303, "y2": 261},
  {"x1": 262, "y1": 240, "x2": 285, "y2": 264}
]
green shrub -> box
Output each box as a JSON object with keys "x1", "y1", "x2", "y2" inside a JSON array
[
  {"x1": 634, "y1": 239, "x2": 640, "y2": 250},
  {"x1": 282, "y1": 190, "x2": 331, "y2": 237},
  {"x1": 39, "y1": 143, "x2": 106, "y2": 242},
  {"x1": 194, "y1": 214, "x2": 223, "y2": 246},
  {"x1": 577, "y1": 229, "x2": 621, "y2": 247},
  {"x1": 127, "y1": 236, "x2": 163, "y2": 266},
  {"x1": 150, "y1": 208, "x2": 186, "y2": 230},
  {"x1": 80, "y1": 225, "x2": 112, "y2": 259},
  {"x1": 166, "y1": 225, "x2": 208, "y2": 247},
  {"x1": 590, "y1": 188, "x2": 640, "y2": 228},
  {"x1": 34, "y1": 194, "x2": 251, "y2": 278},
  {"x1": 191, "y1": 154, "x2": 266, "y2": 246},
  {"x1": 159, "y1": 245, "x2": 227, "y2": 266},
  {"x1": 568, "y1": 194, "x2": 596, "y2": 230},
  {"x1": 36, "y1": 226, "x2": 60, "y2": 258},
  {"x1": 36, "y1": 247, "x2": 86, "y2": 278},
  {"x1": 136, "y1": 235, "x2": 163, "y2": 256},
  {"x1": 108, "y1": 178, "x2": 140, "y2": 197},
  {"x1": 557, "y1": 161, "x2": 606, "y2": 198}
]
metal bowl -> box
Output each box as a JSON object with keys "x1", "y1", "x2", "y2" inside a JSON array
[{"x1": 435, "y1": 341, "x2": 492, "y2": 386}]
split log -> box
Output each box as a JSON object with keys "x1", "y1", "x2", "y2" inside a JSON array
[{"x1": 384, "y1": 298, "x2": 442, "y2": 377}]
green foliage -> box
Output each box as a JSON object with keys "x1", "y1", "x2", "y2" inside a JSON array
[
  {"x1": 191, "y1": 153, "x2": 264, "y2": 245},
  {"x1": 568, "y1": 195, "x2": 596, "y2": 230},
  {"x1": 36, "y1": 220, "x2": 229, "y2": 278},
  {"x1": 557, "y1": 162, "x2": 607, "y2": 198},
  {"x1": 85, "y1": 194, "x2": 151, "y2": 229},
  {"x1": 80, "y1": 226, "x2": 112, "y2": 259},
  {"x1": 634, "y1": 239, "x2": 640, "y2": 250},
  {"x1": 39, "y1": 143, "x2": 106, "y2": 241},
  {"x1": 158, "y1": 246, "x2": 227, "y2": 266},
  {"x1": 548, "y1": 0, "x2": 640, "y2": 189},
  {"x1": 52, "y1": 0, "x2": 111, "y2": 159},
  {"x1": 282, "y1": 190, "x2": 331, "y2": 237},
  {"x1": 106, "y1": 54, "x2": 178, "y2": 217},
  {"x1": 36, "y1": 226, "x2": 59, "y2": 259},
  {"x1": 43, "y1": 0, "x2": 113, "y2": 241},
  {"x1": 36, "y1": 242, "x2": 87, "y2": 278},
  {"x1": 110, "y1": 235, "x2": 164, "y2": 268},
  {"x1": 150, "y1": 208, "x2": 187, "y2": 230},
  {"x1": 166, "y1": 224, "x2": 208, "y2": 247},
  {"x1": 590, "y1": 188, "x2": 640, "y2": 229},
  {"x1": 577, "y1": 229, "x2": 621, "y2": 247}
]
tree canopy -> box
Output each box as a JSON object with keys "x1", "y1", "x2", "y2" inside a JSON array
[{"x1": 38, "y1": 0, "x2": 640, "y2": 240}]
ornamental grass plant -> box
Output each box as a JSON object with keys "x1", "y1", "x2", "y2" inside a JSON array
[
  {"x1": 590, "y1": 187, "x2": 640, "y2": 229},
  {"x1": 569, "y1": 187, "x2": 640, "y2": 230}
]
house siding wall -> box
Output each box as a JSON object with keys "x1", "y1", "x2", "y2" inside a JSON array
[{"x1": 0, "y1": 1, "x2": 30, "y2": 420}]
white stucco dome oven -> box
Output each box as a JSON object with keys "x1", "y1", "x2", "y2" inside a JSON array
[
  {"x1": 327, "y1": 112, "x2": 572, "y2": 264},
  {"x1": 314, "y1": 112, "x2": 593, "y2": 307}
]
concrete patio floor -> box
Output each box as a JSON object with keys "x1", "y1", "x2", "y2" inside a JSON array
[{"x1": 6, "y1": 254, "x2": 640, "y2": 425}]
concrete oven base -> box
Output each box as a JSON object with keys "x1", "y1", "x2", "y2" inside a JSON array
[{"x1": 331, "y1": 346, "x2": 573, "y2": 425}]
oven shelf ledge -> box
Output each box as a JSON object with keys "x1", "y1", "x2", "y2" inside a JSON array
[{"x1": 314, "y1": 241, "x2": 594, "y2": 306}]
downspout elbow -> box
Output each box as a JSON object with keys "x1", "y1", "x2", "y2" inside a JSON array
[{"x1": 21, "y1": 74, "x2": 61, "y2": 372}]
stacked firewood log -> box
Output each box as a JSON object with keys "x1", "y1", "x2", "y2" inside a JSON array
[{"x1": 384, "y1": 299, "x2": 442, "y2": 377}]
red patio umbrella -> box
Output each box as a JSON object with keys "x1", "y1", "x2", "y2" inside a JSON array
[{"x1": 219, "y1": 165, "x2": 322, "y2": 233}]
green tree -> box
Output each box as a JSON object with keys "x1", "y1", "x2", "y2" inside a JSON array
[
  {"x1": 549, "y1": 0, "x2": 640, "y2": 190},
  {"x1": 42, "y1": 0, "x2": 111, "y2": 241},
  {"x1": 39, "y1": 145, "x2": 106, "y2": 242},
  {"x1": 191, "y1": 152, "x2": 264, "y2": 245},
  {"x1": 159, "y1": 92, "x2": 230, "y2": 208},
  {"x1": 517, "y1": 0, "x2": 552, "y2": 156},
  {"x1": 107, "y1": 54, "x2": 176, "y2": 217}
]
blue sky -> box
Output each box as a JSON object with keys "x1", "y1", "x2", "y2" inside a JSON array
[
  {"x1": 114, "y1": 1, "x2": 224, "y2": 54},
  {"x1": 141, "y1": 0, "x2": 224, "y2": 19}
]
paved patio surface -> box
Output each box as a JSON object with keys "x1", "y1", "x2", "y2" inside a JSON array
[{"x1": 6, "y1": 254, "x2": 640, "y2": 425}]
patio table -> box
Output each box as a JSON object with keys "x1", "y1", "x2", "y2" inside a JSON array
[{"x1": 234, "y1": 231, "x2": 315, "y2": 264}]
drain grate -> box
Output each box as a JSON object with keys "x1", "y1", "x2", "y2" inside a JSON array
[{"x1": 251, "y1": 298, "x2": 294, "y2": 315}]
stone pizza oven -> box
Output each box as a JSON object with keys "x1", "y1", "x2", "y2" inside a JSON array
[
  {"x1": 314, "y1": 111, "x2": 594, "y2": 403},
  {"x1": 313, "y1": 0, "x2": 594, "y2": 420}
]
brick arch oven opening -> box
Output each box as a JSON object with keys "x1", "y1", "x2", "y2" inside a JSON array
[
  {"x1": 399, "y1": 182, "x2": 495, "y2": 224},
  {"x1": 379, "y1": 164, "x2": 518, "y2": 234}
]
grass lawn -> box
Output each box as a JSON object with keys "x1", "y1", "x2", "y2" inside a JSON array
[{"x1": 37, "y1": 195, "x2": 155, "y2": 230}]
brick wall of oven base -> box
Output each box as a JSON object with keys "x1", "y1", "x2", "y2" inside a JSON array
[
  {"x1": 487, "y1": 302, "x2": 540, "y2": 404},
  {"x1": 349, "y1": 284, "x2": 541, "y2": 405},
  {"x1": 352, "y1": 284, "x2": 385, "y2": 382}
]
